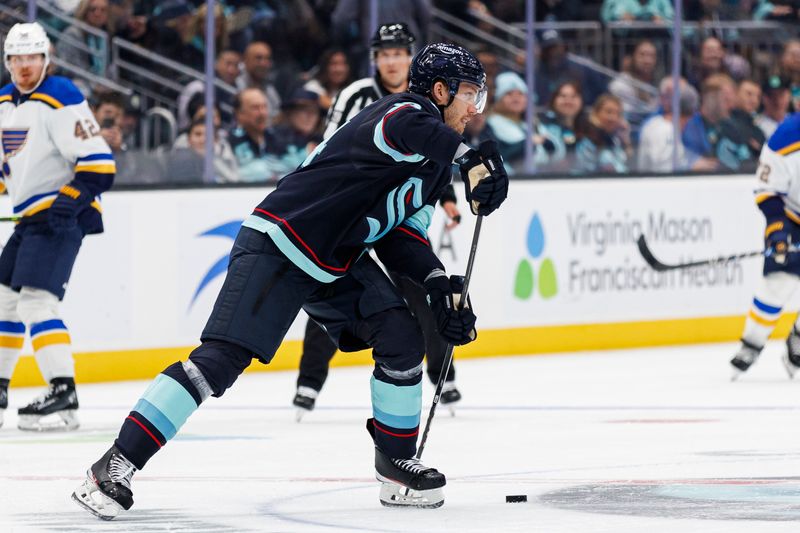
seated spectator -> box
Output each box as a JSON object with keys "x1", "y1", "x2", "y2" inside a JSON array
[
  {"x1": 600, "y1": 0, "x2": 673, "y2": 22},
  {"x1": 303, "y1": 48, "x2": 352, "y2": 111},
  {"x1": 682, "y1": 74, "x2": 757, "y2": 171},
  {"x1": 637, "y1": 77, "x2": 718, "y2": 172},
  {"x1": 57, "y1": 0, "x2": 111, "y2": 78},
  {"x1": 149, "y1": 1, "x2": 195, "y2": 63},
  {"x1": 754, "y1": 0, "x2": 800, "y2": 21},
  {"x1": 535, "y1": 30, "x2": 608, "y2": 106},
  {"x1": 177, "y1": 49, "x2": 241, "y2": 130},
  {"x1": 757, "y1": 75, "x2": 792, "y2": 138},
  {"x1": 536, "y1": 0, "x2": 583, "y2": 21},
  {"x1": 180, "y1": 3, "x2": 229, "y2": 73},
  {"x1": 608, "y1": 40, "x2": 660, "y2": 140},
  {"x1": 780, "y1": 40, "x2": 800, "y2": 103},
  {"x1": 486, "y1": 72, "x2": 531, "y2": 170},
  {"x1": 272, "y1": 88, "x2": 325, "y2": 172},
  {"x1": 538, "y1": 81, "x2": 589, "y2": 173},
  {"x1": 575, "y1": 94, "x2": 632, "y2": 174},
  {"x1": 167, "y1": 120, "x2": 239, "y2": 183},
  {"x1": 685, "y1": 0, "x2": 748, "y2": 42},
  {"x1": 228, "y1": 88, "x2": 287, "y2": 183},
  {"x1": 237, "y1": 41, "x2": 282, "y2": 124},
  {"x1": 729, "y1": 79, "x2": 766, "y2": 161},
  {"x1": 687, "y1": 37, "x2": 751, "y2": 88}
]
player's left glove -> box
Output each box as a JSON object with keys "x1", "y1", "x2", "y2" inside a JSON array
[
  {"x1": 48, "y1": 182, "x2": 92, "y2": 233},
  {"x1": 456, "y1": 140, "x2": 509, "y2": 216}
]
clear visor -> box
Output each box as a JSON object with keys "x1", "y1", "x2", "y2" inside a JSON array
[
  {"x1": 453, "y1": 84, "x2": 488, "y2": 113},
  {"x1": 7, "y1": 54, "x2": 45, "y2": 67}
]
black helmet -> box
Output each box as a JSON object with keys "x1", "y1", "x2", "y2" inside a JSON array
[
  {"x1": 408, "y1": 43, "x2": 487, "y2": 111},
  {"x1": 370, "y1": 22, "x2": 416, "y2": 54}
]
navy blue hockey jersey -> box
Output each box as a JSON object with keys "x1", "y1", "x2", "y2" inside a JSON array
[{"x1": 242, "y1": 92, "x2": 464, "y2": 284}]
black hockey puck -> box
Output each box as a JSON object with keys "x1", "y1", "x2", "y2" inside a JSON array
[{"x1": 506, "y1": 495, "x2": 527, "y2": 503}]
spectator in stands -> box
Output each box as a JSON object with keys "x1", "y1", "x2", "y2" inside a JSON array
[
  {"x1": 535, "y1": 0, "x2": 583, "y2": 21},
  {"x1": 272, "y1": 88, "x2": 325, "y2": 172},
  {"x1": 331, "y1": 0, "x2": 431, "y2": 77},
  {"x1": 538, "y1": 81, "x2": 589, "y2": 173},
  {"x1": 475, "y1": 46, "x2": 501, "y2": 99},
  {"x1": 687, "y1": 36, "x2": 751, "y2": 88},
  {"x1": 303, "y1": 48, "x2": 352, "y2": 111},
  {"x1": 167, "y1": 119, "x2": 239, "y2": 183},
  {"x1": 177, "y1": 49, "x2": 241, "y2": 130},
  {"x1": 228, "y1": 88, "x2": 286, "y2": 183},
  {"x1": 535, "y1": 29, "x2": 608, "y2": 106},
  {"x1": 237, "y1": 41, "x2": 282, "y2": 124},
  {"x1": 575, "y1": 94, "x2": 631, "y2": 174},
  {"x1": 757, "y1": 75, "x2": 792, "y2": 138},
  {"x1": 149, "y1": 1, "x2": 194, "y2": 62},
  {"x1": 637, "y1": 77, "x2": 719, "y2": 172},
  {"x1": 608, "y1": 39, "x2": 660, "y2": 139},
  {"x1": 600, "y1": 0, "x2": 673, "y2": 22},
  {"x1": 780, "y1": 40, "x2": 800, "y2": 102},
  {"x1": 754, "y1": 0, "x2": 800, "y2": 21},
  {"x1": 486, "y1": 72, "x2": 532, "y2": 171},
  {"x1": 729, "y1": 79, "x2": 766, "y2": 161},
  {"x1": 181, "y1": 3, "x2": 229, "y2": 73},
  {"x1": 57, "y1": 0, "x2": 112, "y2": 78},
  {"x1": 682, "y1": 73, "x2": 757, "y2": 171},
  {"x1": 685, "y1": 0, "x2": 749, "y2": 42}
]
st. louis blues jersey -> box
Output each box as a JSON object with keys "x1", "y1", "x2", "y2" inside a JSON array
[
  {"x1": 754, "y1": 113, "x2": 800, "y2": 224},
  {"x1": 243, "y1": 92, "x2": 464, "y2": 284},
  {"x1": 0, "y1": 76, "x2": 115, "y2": 233}
]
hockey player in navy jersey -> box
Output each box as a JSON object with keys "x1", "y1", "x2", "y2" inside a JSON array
[
  {"x1": 731, "y1": 113, "x2": 800, "y2": 379},
  {"x1": 72, "y1": 43, "x2": 507, "y2": 517},
  {"x1": 0, "y1": 23, "x2": 115, "y2": 431}
]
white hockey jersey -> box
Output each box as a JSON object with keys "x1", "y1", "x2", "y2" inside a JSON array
[{"x1": 0, "y1": 76, "x2": 114, "y2": 231}]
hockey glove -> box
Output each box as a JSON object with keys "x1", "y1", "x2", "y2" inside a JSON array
[
  {"x1": 456, "y1": 140, "x2": 509, "y2": 216},
  {"x1": 48, "y1": 182, "x2": 92, "y2": 233},
  {"x1": 424, "y1": 271, "x2": 477, "y2": 346},
  {"x1": 765, "y1": 219, "x2": 791, "y2": 265}
]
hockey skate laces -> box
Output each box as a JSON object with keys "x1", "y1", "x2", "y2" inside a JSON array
[
  {"x1": 108, "y1": 455, "x2": 136, "y2": 488},
  {"x1": 393, "y1": 458, "x2": 427, "y2": 475}
]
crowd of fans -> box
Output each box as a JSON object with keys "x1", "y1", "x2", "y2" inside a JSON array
[{"x1": 4, "y1": 0, "x2": 800, "y2": 184}]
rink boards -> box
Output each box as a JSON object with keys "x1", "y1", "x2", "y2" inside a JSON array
[{"x1": 3, "y1": 174, "x2": 791, "y2": 386}]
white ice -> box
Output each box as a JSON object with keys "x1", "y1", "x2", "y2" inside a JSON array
[{"x1": 3, "y1": 342, "x2": 800, "y2": 532}]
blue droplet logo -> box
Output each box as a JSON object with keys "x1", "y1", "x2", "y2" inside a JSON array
[{"x1": 527, "y1": 213, "x2": 545, "y2": 259}]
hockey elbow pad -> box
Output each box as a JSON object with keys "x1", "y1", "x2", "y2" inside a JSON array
[{"x1": 456, "y1": 140, "x2": 509, "y2": 216}]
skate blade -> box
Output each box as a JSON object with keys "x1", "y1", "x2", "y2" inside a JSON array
[
  {"x1": 0, "y1": 407, "x2": 4, "y2": 429},
  {"x1": 71, "y1": 473, "x2": 124, "y2": 520},
  {"x1": 730, "y1": 368, "x2": 744, "y2": 382},
  {"x1": 378, "y1": 479, "x2": 444, "y2": 508},
  {"x1": 782, "y1": 354, "x2": 799, "y2": 380},
  {"x1": 295, "y1": 408, "x2": 309, "y2": 422},
  {"x1": 18, "y1": 410, "x2": 79, "y2": 432}
]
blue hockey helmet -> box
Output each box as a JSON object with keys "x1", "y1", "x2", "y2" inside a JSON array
[
  {"x1": 408, "y1": 43, "x2": 487, "y2": 112},
  {"x1": 370, "y1": 22, "x2": 416, "y2": 55}
]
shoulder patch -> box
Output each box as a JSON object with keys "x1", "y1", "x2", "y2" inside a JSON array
[
  {"x1": 767, "y1": 114, "x2": 800, "y2": 156},
  {"x1": 29, "y1": 76, "x2": 85, "y2": 109}
]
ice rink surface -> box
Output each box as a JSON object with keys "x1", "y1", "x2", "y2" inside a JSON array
[{"x1": 3, "y1": 341, "x2": 800, "y2": 532}]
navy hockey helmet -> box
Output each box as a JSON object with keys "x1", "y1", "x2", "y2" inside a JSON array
[
  {"x1": 408, "y1": 43, "x2": 487, "y2": 112},
  {"x1": 370, "y1": 22, "x2": 416, "y2": 54}
]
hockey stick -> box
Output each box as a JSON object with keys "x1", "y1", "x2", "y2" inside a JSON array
[
  {"x1": 636, "y1": 234, "x2": 791, "y2": 272},
  {"x1": 0, "y1": 216, "x2": 19, "y2": 222},
  {"x1": 416, "y1": 215, "x2": 483, "y2": 461}
]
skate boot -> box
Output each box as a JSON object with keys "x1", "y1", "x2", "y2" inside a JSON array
[
  {"x1": 18, "y1": 377, "x2": 79, "y2": 431},
  {"x1": 292, "y1": 386, "x2": 318, "y2": 422},
  {"x1": 440, "y1": 381, "x2": 461, "y2": 416},
  {"x1": 784, "y1": 328, "x2": 800, "y2": 379},
  {"x1": 375, "y1": 446, "x2": 446, "y2": 508},
  {"x1": 730, "y1": 340, "x2": 763, "y2": 381},
  {"x1": 0, "y1": 378, "x2": 8, "y2": 429},
  {"x1": 72, "y1": 445, "x2": 136, "y2": 520}
]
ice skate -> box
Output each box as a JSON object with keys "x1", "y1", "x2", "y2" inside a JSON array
[
  {"x1": 0, "y1": 378, "x2": 8, "y2": 429},
  {"x1": 374, "y1": 446, "x2": 445, "y2": 508},
  {"x1": 440, "y1": 381, "x2": 461, "y2": 416},
  {"x1": 784, "y1": 328, "x2": 800, "y2": 379},
  {"x1": 17, "y1": 377, "x2": 79, "y2": 431},
  {"x1": 72, "y1": 445, "x2": 136, "y2": 520},
  {"x1": 292, "y1": 386, "x2": 318, "y2": 422},
  {"x1": 730, "y1": 340, "x2": 762, "y2": 381}
]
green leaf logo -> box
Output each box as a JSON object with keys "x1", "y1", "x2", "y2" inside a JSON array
[
  {"x1": 514, "y1": 259, "x2": 534, "y2": 299},
  {"x1": 539, "y1": 259, "x2": 558, "y2": 299}
]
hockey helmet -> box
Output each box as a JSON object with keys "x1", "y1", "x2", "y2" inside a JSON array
[
  {"x1": 408, "y1": 43, "x2": 487, "y2": 112},
  {"x1": 370, "y1": 22, "x2": 416, "y2": 55},
  {"x1": 3, "y1": 22, "x2": 51, "y2": 92}
]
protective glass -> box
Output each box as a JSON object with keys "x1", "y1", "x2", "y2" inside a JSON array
[{"x1": 454, "y1": 84, "x2": 488, "y2": 113}]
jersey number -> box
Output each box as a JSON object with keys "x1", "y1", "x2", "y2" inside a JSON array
[{"x1": 74, "y1": 119, "x2": 99, "y2": 140}]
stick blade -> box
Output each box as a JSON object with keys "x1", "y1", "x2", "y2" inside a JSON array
[{"x1": 636, "y1": 235, "x2": 670, "y2": 272}]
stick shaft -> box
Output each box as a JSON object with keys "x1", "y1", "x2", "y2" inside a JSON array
[
  {"x1": 416, "y1": 216, "x2": 483, "y2": 460},
  {"x1": 637, "y1": 235, "x2": 767, "y2": 272}
]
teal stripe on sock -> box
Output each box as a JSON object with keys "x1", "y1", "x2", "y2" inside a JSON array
[
  {"x1": 373, "y1": 405, "x2": 420, "y2": 429},
  {"x1": 140, "y1": 374, "x2": 198, "y2": 432},
  {"x1": 371, "y1": 376, "x2": 422, "y2": 418},
  {"x1": 134, "y1": 398, "x2": 177, "y2": 440}
]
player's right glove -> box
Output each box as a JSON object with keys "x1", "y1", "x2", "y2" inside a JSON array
[
  {"x1": 765, "y1": 219, "x2": 791, "y2": 265},
  {"x1": 48, "y1": 182, "x2": 92, "y2": 233},
  {"x1": 456, "y1": 140, "x2": 509, "y2": 216},
  {"x1": 424, "y1": 270, "x2": 477, "y2": 346}
]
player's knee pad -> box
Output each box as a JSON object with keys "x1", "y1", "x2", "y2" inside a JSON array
[
  {"x1": 186, "y1": 340, "x2": 253, "y2": 397},
  {"x1": 760, "y1": 272, "x2": 800, "y2": 304},
  {"x1": 16, "y1": 287, "x2": 59, "y2": 325},
  {"x1": 0, "y1": 284, "x2": 20, "y2": 320}
]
